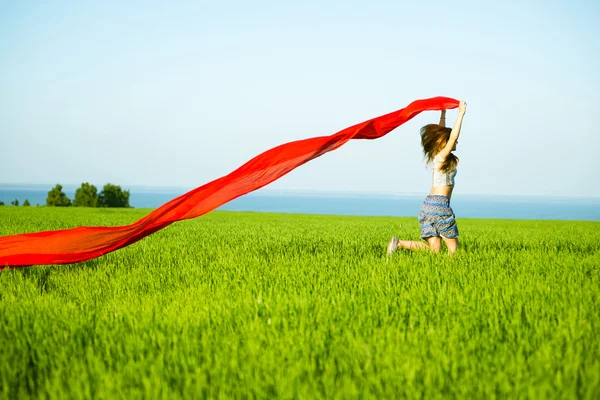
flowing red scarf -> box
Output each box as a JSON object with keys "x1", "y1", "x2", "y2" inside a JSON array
[{"x1": 0, "y1": 96, "x2": 459, "y2": 268}]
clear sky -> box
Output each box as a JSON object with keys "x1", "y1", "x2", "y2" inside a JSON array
[{"x1": 2, "y1": 0, "x2": 599, "y2": 197}]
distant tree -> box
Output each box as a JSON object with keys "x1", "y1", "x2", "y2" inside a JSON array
[
  {"x1": 0, "y1": 201, "x2": 4, "y2": 206},
  {"x1": 73, "y1": 182, "x2": 98, "y2": 207},
  {"x1": 98, "y1": 183, "x2": 130, "y2": 208},
  {"x1": 11, "y1": 199, "x2": 19, "y2": 206},
  {"x1": 46, "y1": 184, "x2": 72, "y2": 207},
  {"x1": 23, "y1": 199, "x2": 31, "y2": 207}
]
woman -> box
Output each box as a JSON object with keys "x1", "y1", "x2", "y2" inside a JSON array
[{"x1": 387, "y1": 101, "x2": 467, "y2": 255}]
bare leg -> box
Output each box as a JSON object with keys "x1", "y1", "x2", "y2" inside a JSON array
[
  {"x1": 426, "y1": 237, "x2": 441, "y2": 253},
  {"x1": 441, "y1": 237, "x2": 459, "y2": 254},
  {"x1": 397, "y1": 240, "x2": 428, "y2": 251},
  {"x1": 398, "y1": 237, "x2": 441, "y2": 253}
]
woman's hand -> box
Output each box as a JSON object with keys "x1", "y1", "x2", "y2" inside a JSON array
[{"x1": 459, "y1": 101, "x2": 467, "y2": 114}]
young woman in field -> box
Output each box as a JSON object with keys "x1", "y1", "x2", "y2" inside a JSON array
[{"x1": 387, "y1": 100, "x2": 467, "y2": 255}]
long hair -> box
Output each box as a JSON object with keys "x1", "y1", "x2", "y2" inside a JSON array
[{"x1": 420, "y1": 124, "x2": 459, "y2": 172}]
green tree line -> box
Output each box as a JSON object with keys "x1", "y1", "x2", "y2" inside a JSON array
[
  {"x1": 47, "y1": 183, "x2": 131, "y2": 208},
  {"x1": 0, "y1": 183, "x2": 131, "y2": 208}
]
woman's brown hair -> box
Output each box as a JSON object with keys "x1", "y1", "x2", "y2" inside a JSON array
[{"x1": 420, "y1": 124, "x2": 459, "y2": 173}]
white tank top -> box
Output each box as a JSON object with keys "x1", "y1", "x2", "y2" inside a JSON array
[{"x1": 432, "y1": 154, "x2": 457, "y2": 187}]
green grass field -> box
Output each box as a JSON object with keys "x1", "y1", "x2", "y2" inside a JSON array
[{"x1": 1, "y1": 207, "x2": 599, "y2": 399}]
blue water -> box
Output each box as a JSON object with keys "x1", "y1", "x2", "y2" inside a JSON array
[{"x1": 1, "y1": 185, "x2": 599, "y2": 221}]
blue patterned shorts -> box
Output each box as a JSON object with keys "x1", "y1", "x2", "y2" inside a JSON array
[{"x1": 418, "y1": 195, "x2": 459, "y2": 239}]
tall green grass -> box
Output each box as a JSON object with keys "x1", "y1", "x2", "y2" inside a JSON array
[{"x1": 1, "y1": 207, "x2": 599, "y2": 399}]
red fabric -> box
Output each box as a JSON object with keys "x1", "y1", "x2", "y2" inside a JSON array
[{"x1": 0, "y1": 96, "x2": 459, "y2": 268}]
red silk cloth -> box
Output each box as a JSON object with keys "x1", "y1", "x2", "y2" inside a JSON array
[{"x1": 1, "y1": 97, "x2": 459, "y2": 268}]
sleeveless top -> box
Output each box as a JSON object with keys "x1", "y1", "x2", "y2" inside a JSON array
[{"x1": 431, "y1": 154, "x2": 457, "y2": 187}]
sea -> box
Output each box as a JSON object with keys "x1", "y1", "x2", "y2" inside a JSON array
[{"x1": 1, "y1": 184, "x2": 599, "y2": 221}]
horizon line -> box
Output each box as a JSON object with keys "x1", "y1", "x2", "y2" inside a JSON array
[{"x1": 1, "y1": 182, "x2": 599, "y2": 201}]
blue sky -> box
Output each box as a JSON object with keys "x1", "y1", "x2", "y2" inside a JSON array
[{"x1": 1, "y1": 0, "x2": 599, "y2": 197}]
